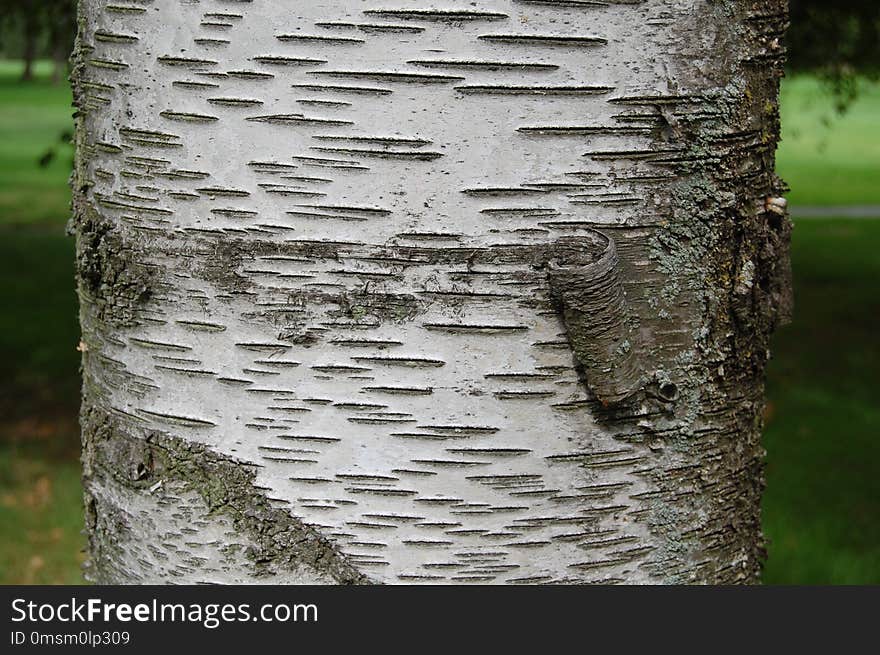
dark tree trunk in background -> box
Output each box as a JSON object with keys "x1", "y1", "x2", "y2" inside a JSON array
[
  {"x1": 72, "y1": 0, "x2": 793, "y2": 584},
  {"x1": 20, "y1": 3, "x2": 38, "y2": 82},
  {"x1": 49, "y1": 4, "x2": 75, "y2": 85}
]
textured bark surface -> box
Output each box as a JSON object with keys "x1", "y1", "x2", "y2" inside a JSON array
[{"x1": 72, "y1": 0, "x2": 791, "y2": 584}]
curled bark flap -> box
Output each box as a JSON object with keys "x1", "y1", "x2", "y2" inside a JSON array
[{"x1": 547, "y1": 233, "x2": 642, "y2": 405}]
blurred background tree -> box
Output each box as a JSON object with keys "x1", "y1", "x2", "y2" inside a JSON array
[
  {"x1": 788, "y1": 0, "x2": 880, "y2": 111},
  {"x1": 0, "y1": 0, "x2": 75, "y2": 83}
]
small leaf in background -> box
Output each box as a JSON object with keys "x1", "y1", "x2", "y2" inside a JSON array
[{"x1": 38, "y1": 149, "x2": 55, "y2": 168}]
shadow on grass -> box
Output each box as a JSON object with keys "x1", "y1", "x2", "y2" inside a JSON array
[
  {"x1": 0, "y1": 224, "x2": 84, "y2": 584},
  {"x1": 762, "y1": 218, "x2": 880, "y2": 584}
]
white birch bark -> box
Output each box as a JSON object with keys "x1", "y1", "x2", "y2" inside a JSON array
[{"x1": 72, "y1": 0, "x2": 792, "y2": 584}]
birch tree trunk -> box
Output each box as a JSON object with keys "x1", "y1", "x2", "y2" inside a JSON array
[{"x1": 72, "y1": 0, "x2": 792, "y2": 584}]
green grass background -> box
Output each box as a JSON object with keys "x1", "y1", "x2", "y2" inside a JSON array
[
  {"x1": 0, "y1": 60, "x2": 877, "y2": 584},
  {"x1": 779, "y1": 76, "x2": 880, "y2": 206}
]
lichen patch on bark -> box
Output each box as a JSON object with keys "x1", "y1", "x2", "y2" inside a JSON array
[{"x1": 81, "y1": 406, "x2": 368, "y2": 584}]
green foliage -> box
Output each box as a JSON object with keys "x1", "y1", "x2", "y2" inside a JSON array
[
  {"x1": 788, "y1": 2, "x2": 880, "y2": 77},
  {"x1": 787, "y1": 1, "x2": 880, "y2": 113},
  {"x1": 0, "y1": 1, "x2": 75, "y2": 70}
]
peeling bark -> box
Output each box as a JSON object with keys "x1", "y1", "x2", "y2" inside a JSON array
[{"x1": 73, "y1": 0, "x2": 791, "y2": 584}]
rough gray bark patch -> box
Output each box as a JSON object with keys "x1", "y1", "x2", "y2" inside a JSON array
[{"x1": 73, "y1": 0, "x2": 791, "y2": 584}]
